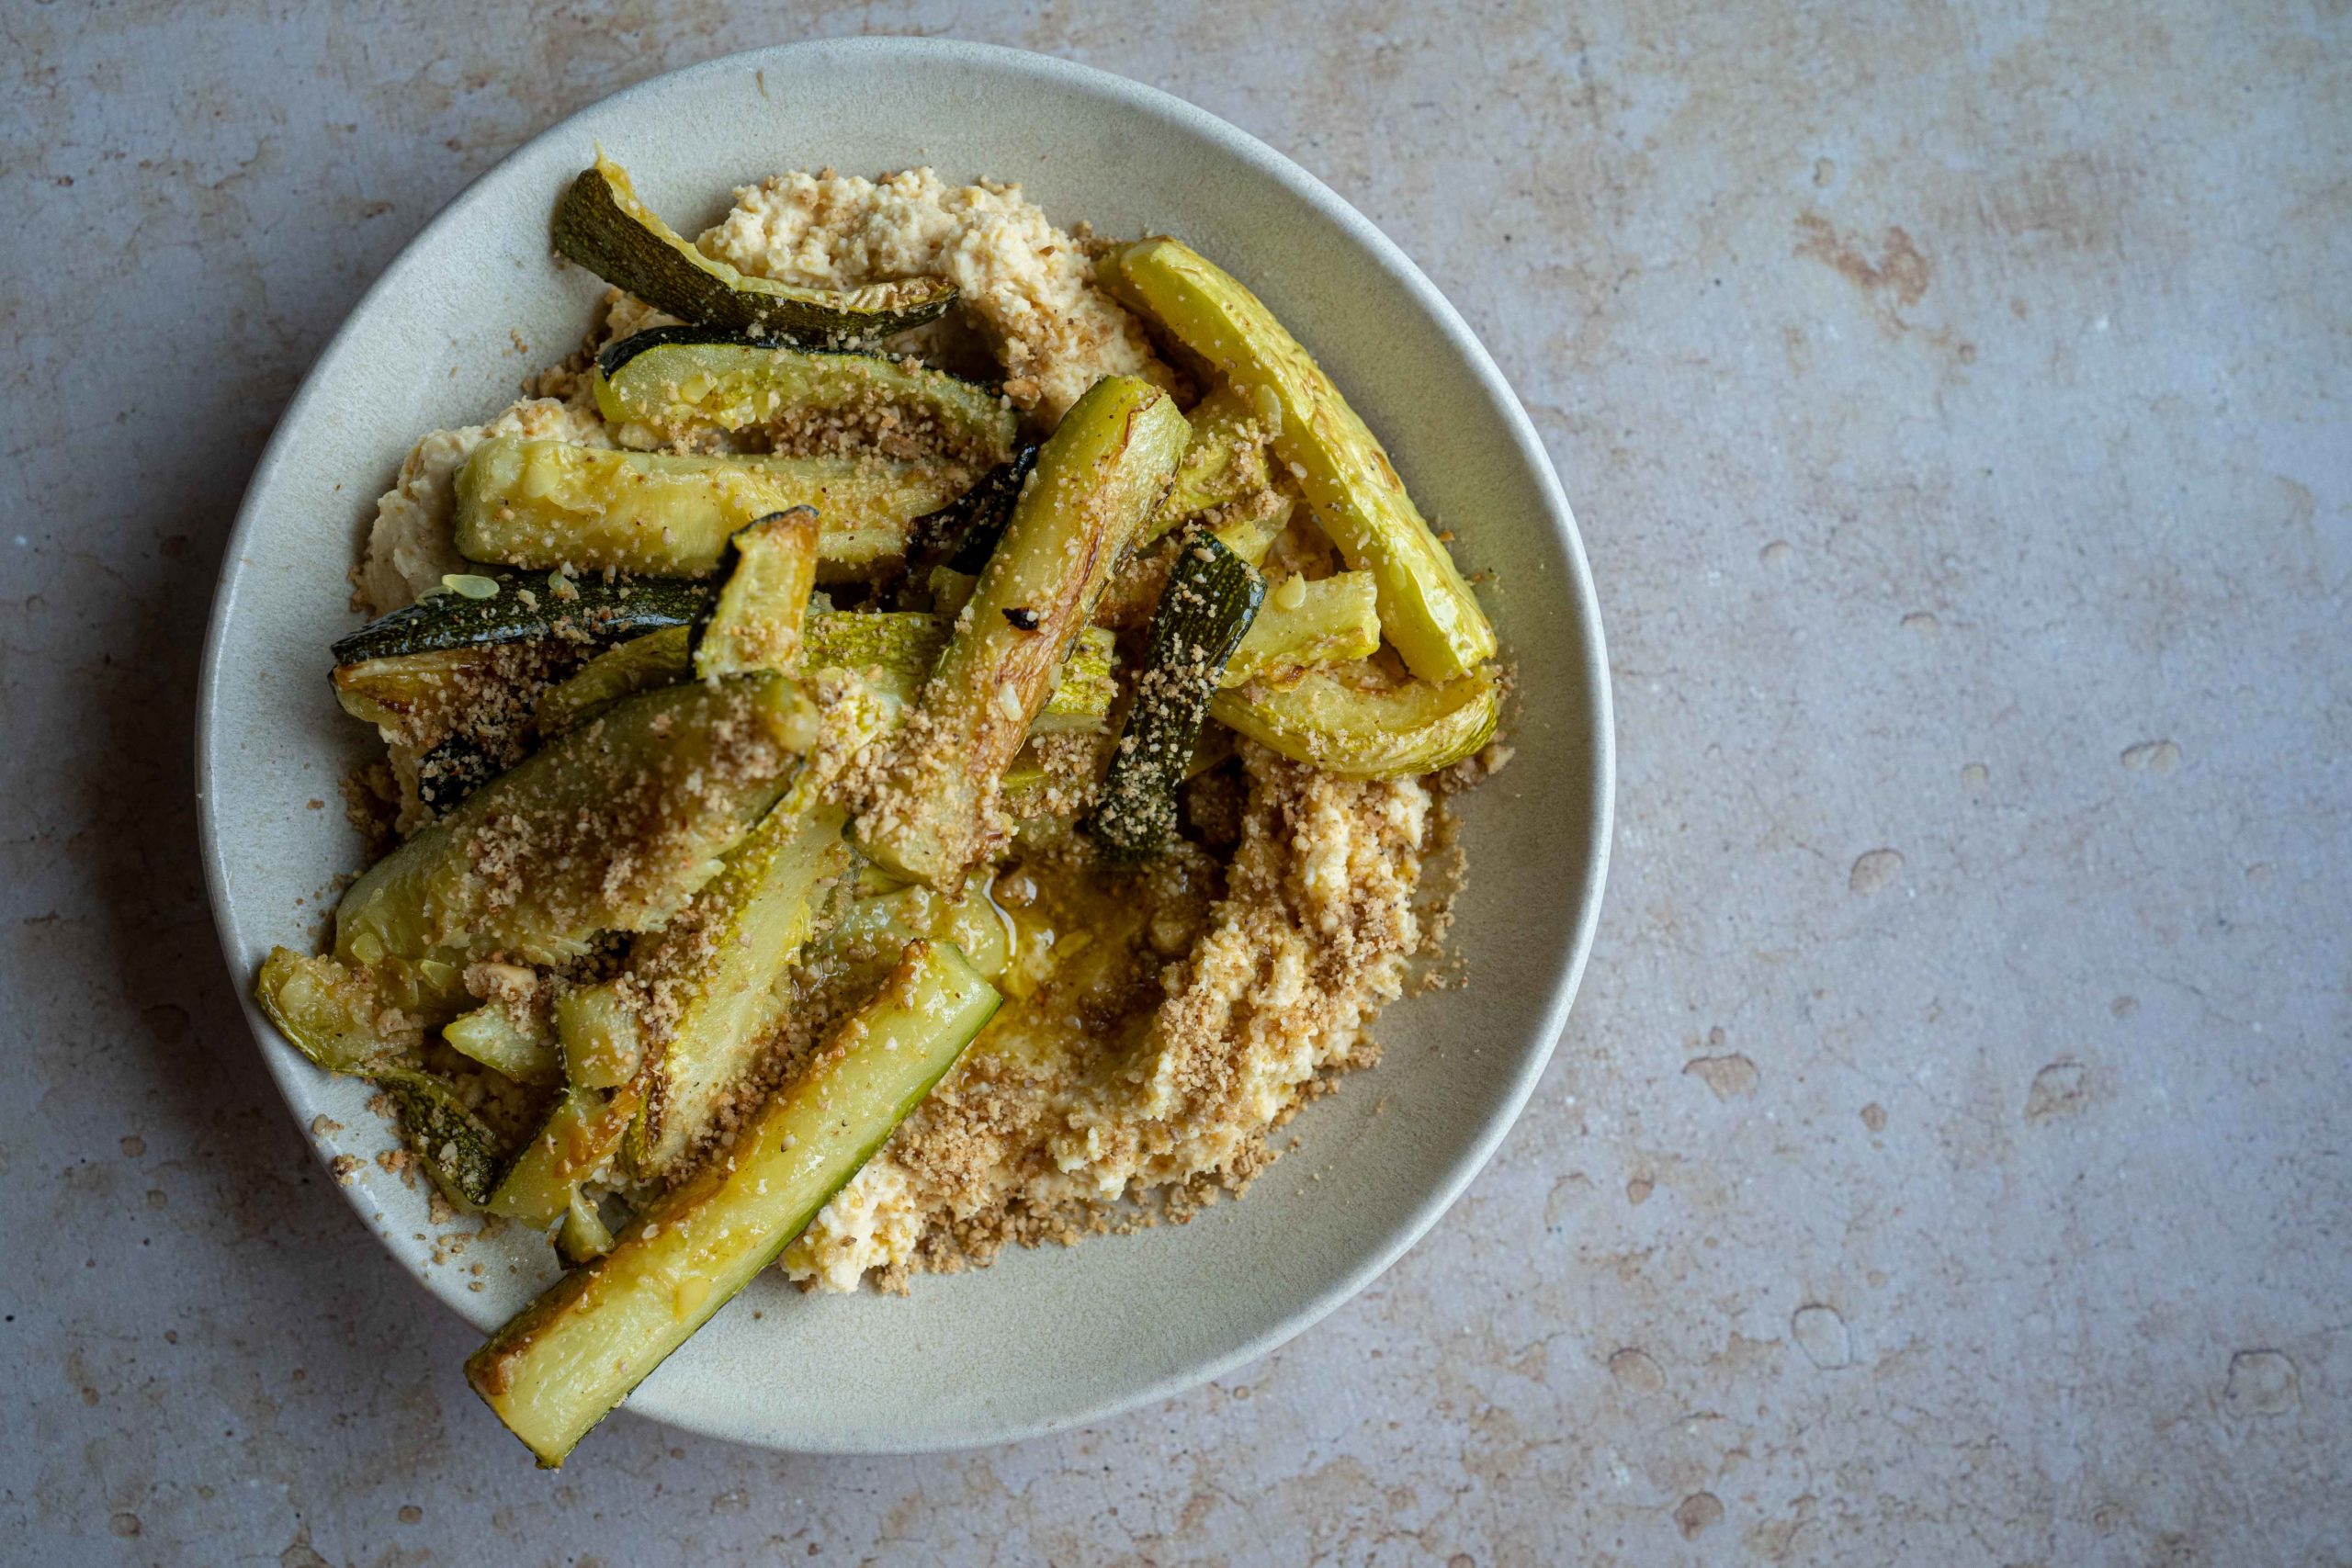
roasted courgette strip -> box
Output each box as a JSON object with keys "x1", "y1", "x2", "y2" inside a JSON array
[
  {"x1": 901, "y1": 446, "x2": 1041, "y2": 579},
  {"x1": 556, "y1": 981, "x2": 643, "y2": 1091},
  {"x1": 803, "y1": 613, "x2": 1120, "y2": 735},
  {"x1": 442, "y1": 1005, "x2": 561, "y2": 1087},
  {"x1": 593, "y1": 327, "x2": 1017, "y2": 467},
  {"x1": 1209, "y1": 661, "x2": 1500, "y2": 778},
  {"x1": 332, "y1": 569, "x2": 711, "y2": 665},
  {"x1": 452, "y1": 437, "x2": 963, "y2": 580},
  {"x1": 628, "y1": 766, "x2": 855, "y2": 1177},
  {"x1": 255, "y1": 952, "x2": 507, "y2": 1207},
  {"x1": 553, "y1": 154, "x2": 956, "y2": 339},
  {"x1": 254, "y1": 948, "x2": 463, "y2": 1072},
  {"x1": 1095, "y1": 534, "x2": 1263, "y2": 858},
  {"x1": 487, "y1": 1081, "x2": 646, "y2": 1231},
  {"x1": 533, "y1": 615, "x2": 1120, "y2": 738},
  {"x1": 558, "y1": 1191, "x2": 616, "y2": 1265},
  {"x1": 533, "y1": 626, "x2": 695, "y2": 736},
  {"x1": 854, "y1": 375, "x2": 1190, "y2": 888},
  {"x1": 1101, "y1": 239, "x2": 1498, "y2": 682},
  {"x1": 691, "y1": 510, "x2": 820, "y2": 679},
  {"x1": 331, "y1": 646, "x2": 510, "y2": 733},
  {"x1": 335, "y1": 676, "x2": 816, "y2": 969},
  {"x1": 1151, "y1": 383, "x2": 1271, "y2": 542},
  {"x1": 466, "y1": 939, "x2": 1001, "y2": 1466},
  {"x1": 1221, "y1": 570, "x2": 1382, "y2": 687},
  {"x1": 819, "y1": 878, "x2": 1013, "y2": 984}
]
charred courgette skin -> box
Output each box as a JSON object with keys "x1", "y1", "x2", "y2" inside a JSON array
[
  {"x1": 552, "y1": 155, "x2": 956, "y2": 339},
  {"x1": 592, "y1": 327, "x2": 1017, "y2": 465},
  {"x1": 1095, "y1": 533, "x2": 1264, "y2": 858},
  {"x1": 332, "y1": 569, "x2": 714, "y2": 664},
  {"x1": 901, "y1": 445, "x2": 1042, "y2": 578}
]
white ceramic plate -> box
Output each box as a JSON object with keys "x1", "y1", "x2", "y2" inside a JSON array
[{"x1": 198, "y1": 38, "x2": 1612, "y2": 1454}]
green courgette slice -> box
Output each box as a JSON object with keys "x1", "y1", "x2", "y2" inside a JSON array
[
  {"x1": 332, "y1": 569, "x2": 712, "y2": 665},
  {"x1": 531, "y1": 613, "x2": 1120, "y2": 738},
  {"x1": 1101, "y1": 238, "x2": 1498, "y2": 683},
  {"x1": 1209, "y1": 661, "x2": 1501, "y2": 778},
  {"x1": 467, "y1": 938, "x2": 1001, "y2": 1466},
  {"x1": 1151, "y1": 383, "x2": 1272, "y2": 543},
  {"x1": 334, "y1": 675, "x2": 816, "y2": 970},
  {"x1": 1094, "y1": 533, "x2": 1264, "y2": 858},
  {"x1": 533, "y1": 626, "x2": 695, "y2": 737},
  {"x1": 1221, "y1": 570, "x2": 1382, "y2": 688},
  {"x1": 487, "y1": 1081, "x2": 645, "y2": 1232},
  {"x1": 691, "y1": 510, "x2": 820, "y2": 679},
  {"x1": 593, "y1": 327, "x2": 1017, "y2": 466},
  {"x1": 452, "y1": 437, "x2": 965, "y2": 581},
  {"x1": 553, "y1": 155, "x2": 956, "y2": 340},
  {"x1": 854, "y1": 375, "x2": 1190, "y2": 888},
  {"x1": 628, "y1": 767, "x2": 856, "y2": 1178},
  {"x1": 442, "y1": 1005, "x2": 561, "y2": 1087}
]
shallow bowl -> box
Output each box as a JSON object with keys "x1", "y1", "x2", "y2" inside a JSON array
[{"x1": 198, "y1": 37, "x2": 1612, "y2": 1453}]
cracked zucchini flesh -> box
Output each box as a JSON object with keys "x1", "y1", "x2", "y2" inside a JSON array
[
  {"x1": 1100, "y1": 238, "x2": 1497, "y2": 683},
  {"x1": 1095, "y1": 533, "x2": 1263, "y2": 859},
  {"x1": 452, "y1": 437, "x2": 966, "y2": 580},
  {"x1": 335, "y1": 675, "x2": 817, "y2": 970},
  {"x1": 692, "y1": 509, "x2": 820, "y2": 679},
  {"x1": 854, "y1": 375, "x2": 1190, "y2": 887},
  {"x1": 592, "y1": 327, "x2": 1017, "y2": 466},
  {"x1": 467, "y1": 939, "x2": 1001, "y2": 1466},
  {"x1": 1210, "y1": 660, "x2": 1500, "y2": 779},
  {"x1": 553, "y1": 154, "x2": 956, "y2": 339}
]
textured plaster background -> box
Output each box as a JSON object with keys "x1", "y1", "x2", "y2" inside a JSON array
[{"x1": 4, "y1": 2, "x2": 2348, "y2": 1564}]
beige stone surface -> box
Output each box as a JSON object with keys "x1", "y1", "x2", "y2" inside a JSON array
[{"x1": 3, "y1": 2, "x2": 2346, "y2": 1562}]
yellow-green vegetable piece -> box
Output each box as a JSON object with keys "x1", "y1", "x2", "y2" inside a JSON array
[
  {"x1": 1209, "y1": 661, "x2": 1499, "y2": 778},
  {"x1": 854, "y1": 374, "x2": 1189, "y2": 888},
  {"x1": 453, "y1": 437, "x2": 963, "y2": 580},
  {"x1": 466, "y1": 939, "x2": 1001, "y2": 1465},
  {"x1": 334, "y1": 676, "x2": 815, "y2": 969},
  {"x1": 1102, "y1": 238, "x2": 1497, "y2": 682}
]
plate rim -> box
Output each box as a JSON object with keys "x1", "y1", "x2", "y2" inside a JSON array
[{"x1": 195, "y1": 34, "x2": 1615, "y2": 1453}]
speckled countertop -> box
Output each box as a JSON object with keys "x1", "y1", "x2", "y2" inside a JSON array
[{"x1": 5, "y1": 3, "x2": 2346, "y2": 1563}]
